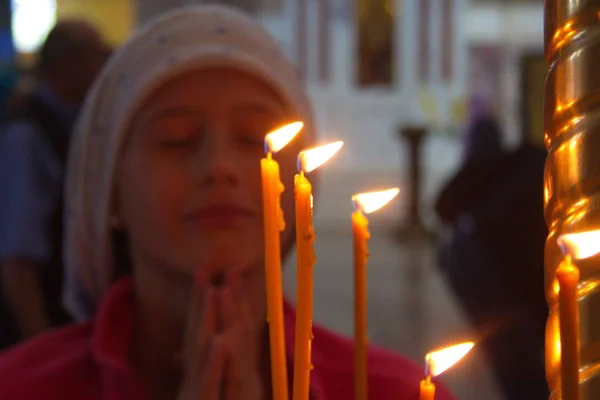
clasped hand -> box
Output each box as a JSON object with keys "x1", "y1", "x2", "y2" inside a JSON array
[{"x1": 177, "y1": 272, "x2": 265, "y2": 400}]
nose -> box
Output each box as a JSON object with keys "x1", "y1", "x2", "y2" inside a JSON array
[{"x1": 192, "y1": 126, "x2": 238, "y2": 187}]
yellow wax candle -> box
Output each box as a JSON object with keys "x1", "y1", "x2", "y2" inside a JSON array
[
  {"x1": 554, "y1": 230, "x2": 600, "y2": 400},
  {"x1": 293, "y1": 171, "x2": 315, "y2": 400},
  {"x1": 261, "y1": 153, "x2": 289, "y2": 400},
  {"x1": 557, "y1": 255, "x2": 580, "y2": 400},
  {"x1": 353, "y1": 209, "x2": 369, "y2": 400},
  {"x1": 420, "y1": 342, "x2": 475, "y2": 400},
  {"x1": 419, "y1": 376, "x2": 435, "y2": 400},
  {"x1": 351, "y1": 188, "x2": 399, "y2": 400},
  {"x1": 292, "y1": 141, "x2": 343, "y2": 400},
  {"x1": 261, "y1": 122, "x2": 303, "y2": 400}
]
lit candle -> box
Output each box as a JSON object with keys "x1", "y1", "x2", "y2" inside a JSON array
[
  {"x1": 419, "y1": 376, "x2": 435, "y2": 400},
  {"x1": 555, "y1": 230, "x2": 600, "y2": 400},
  {"x1": 293, "y1": 141, "x2": 343, "y2": 400},
  {"x1": 261, "y1": 121, "x2": 303, "y2": 400},
  {"x1": 419, "y1": 342, "x2": 474, "y2": 400},
  {"x1": 556, "y1": 254, "x2": 580, "y2": 400},
  {"x1": 351, "y1": 188, "x2": 400, "y2": 400}
]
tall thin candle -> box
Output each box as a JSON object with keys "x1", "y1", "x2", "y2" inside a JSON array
[
  {"x1": 556, "y1": 255, "x2": 580, "y2": 400},
  {"x1": 351, "y1": 188, "x2": 399, "y2": 400},
  {"x1": 419, "y1": 342, "x2": 474, "y2": 400},
  {"x1": 293, "y1": 141, "x2": 343, "y2": 400},
  {"x1": 261, "y1": 121, "x2": 303, "y2": 400},
  {"x1": 555, "y1": 231, "x2": 600, "y2": 400}
]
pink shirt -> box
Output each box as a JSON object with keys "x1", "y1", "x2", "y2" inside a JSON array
[{"x1": 0, "y1": 277, "x2": 455, "y2": 399}]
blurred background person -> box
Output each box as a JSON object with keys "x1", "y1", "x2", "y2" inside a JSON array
[
  {"x1": 0, "y1": 65, "x2": 21, "y2": 118},
  {"x1": 0, "y1": 19, "x2": 110, "y2": 349},
  {"x1": 435, "y1": 110, "x2": 548, "y2": 399}
]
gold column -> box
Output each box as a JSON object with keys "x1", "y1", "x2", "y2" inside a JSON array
[{"x1": 544, "y1": 1, "x2": 600, "y2": 398}]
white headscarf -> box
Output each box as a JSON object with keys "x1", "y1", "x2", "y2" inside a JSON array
[{"x1": 63, "y1": 4, "x2": 314, "y2": 320}]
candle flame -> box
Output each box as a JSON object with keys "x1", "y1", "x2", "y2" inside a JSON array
[
  {"x1": 558, "y1": 229, "x2": 600, "y2": 260},
  {"x1": 265, "y1": 121, "x2": 303, "y2": 153},
  {"x1": 352, "y1": 188, "x2": 400, "y2": 214},
  {"x1": 298, "y1": 141, "x2": 343, "y2": 173},
  {"x1": 426, "y1": 342, "x2": 474, "y2": 377}
]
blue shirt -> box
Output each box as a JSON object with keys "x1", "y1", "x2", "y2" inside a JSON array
[{"x1": 0, "y1": 86, "x2": 77, "y2": 264}]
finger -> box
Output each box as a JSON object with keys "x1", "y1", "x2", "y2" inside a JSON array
[
  {"x1": 198, "y1": 288, "x2": 218, "y2": 344},
  {"x1": 191, "y1": 288, "x2": 218, "y2": 375},
  {"x1": 199, "y1": 335, "x2": 228, "y2": 400},
  {"x1": 183, "y1": 287, "x2": 217, "y2": 371},
  {"x1": 221, "y1": 286, "x2": 236, "y2": 330},
  {"x1": 181, "y1": 298, "x2": 200, "y2": 367},
  {"x1": 223, "y1": 331, "x2": 263, "y2": 400},
  {"x1": 183, "y1": 269, "x2": 210, "y2": 349},
  {"x1": 183, "y1": 286, "x2": 206, "y2": 358},
  {"x1": 229, "y1": 273, "x2": 255, "y2": 331},
  {"x1": 222, "y1": 288, "x2": 256, "y2": 377},
  {"x1": 196, "y1": 268, "x2": 210, "y2": 286},
  {"x1": 223, "y1": 332, "x2": 243, "y2": 399}
]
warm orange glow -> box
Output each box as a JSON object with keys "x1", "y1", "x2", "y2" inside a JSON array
[
  {"x1": 546, "y1": 312, "x2": 561, "y2": 383},
  {"x1": 426, "y1": 342, "x2": 474, "y2": 377},
  {"x1": 554, "y1": 335, "x2": 561, "y2": 360},
  {"x1": 558, "y1": 229, "x2": 600, "y2": 260},
  {"x1": 352, "y1": 188, "x2": 400, "y2": 214},
  {"x1": 553, "y1": 279, "x2": 560, "y2": 297},
  {"x1": 298, "y1": 141, "x2": 343, "y2": 173},
  {"x1": 556, "y1": 101, "x2": 575, "y2": 113},
  {"x1": 265, "y1": 121, "x2": 303, "y2": 153}
]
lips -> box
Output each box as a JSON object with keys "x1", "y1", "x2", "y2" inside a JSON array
[
  {"x1": 183, "y1": 204, "x2": 254, "y2": 228},
  {"x1": 200, "y1": 265, "x2": 261, "y2": 286}
]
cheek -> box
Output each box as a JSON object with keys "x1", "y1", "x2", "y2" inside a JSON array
[
  {"x1": 236, "y1": 152, "x2": 265, "y2": 209},
  {"x1": 277, "y1": 148, "x2": 298, "y2": 203},
  {"x1": 280, "y1": 186, "x2": 295, "y2": 252},
  {"x1": 117, "y1": 151, "x2": 191, "y2": 244},
  {"x1": 277, "y1": 154, "x2": 299, "y2": 249},
  {"x1": 279, "y1": 167, "x2": 295, "y2": 219}
]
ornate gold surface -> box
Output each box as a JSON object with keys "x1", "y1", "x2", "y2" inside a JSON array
[{"x1": 544, "y1": 1, "x2": 600, "y2": 398}]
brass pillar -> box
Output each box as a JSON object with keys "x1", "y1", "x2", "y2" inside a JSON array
[{"x1": 544, "y1": 1, "x2": 600, "y2": 398}]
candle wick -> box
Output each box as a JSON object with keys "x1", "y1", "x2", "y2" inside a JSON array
[
  {"x1": 426, "y1": 375, "x2": 432, "y2": 384},
  {"x1": 267, "y1": 151, "x2": 272, "y2": 160},
  {"x1": 352, "y1": 199, "x2": 364, "y2": 214},
  {"x1": 558, "y1": 238, "x2": 573, "y2": 259},
  {"x1": 424, "y1": 355, "x2": 431, "y2": 377},
  {"x1": 297, "y1": 153, "x2": 304, "y2": 174}
]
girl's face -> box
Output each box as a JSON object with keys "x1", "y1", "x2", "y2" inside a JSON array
[{"x1": 114, "y1": 68, "x2": 301, "y2": 282}]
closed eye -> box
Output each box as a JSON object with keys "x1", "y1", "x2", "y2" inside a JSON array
[
  {"x1": 159, "y1": 136, "x2": 197, "y2": 149},
  {"x1": 237, "y1": 131, "x2": 265, "y2": 147}
]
